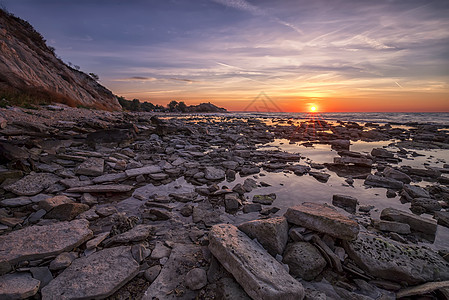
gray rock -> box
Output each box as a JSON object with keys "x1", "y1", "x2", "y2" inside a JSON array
[
  {"x1": 242, "y1": 203, "x2": 262, "y2": 213},
  {"x1": 170, "y1": 192, "x2": 197, "y2": 203},
  {"x1": 39, "y1": 195, "x2": 73, "y2": 212},
  {"x1": 371, "y1": 148, "x2": 394, "y2": 158},
  {"x1": 252, "y1": 193, "x2": 276, "y2": 205},
  {"x1": 374, "y1": 220, "x2": 411, "y2": 234},
  {"x1": 144, "y1": 265, "x2": 161, "y2": 283},
  {"x1": 81, "y1": 193, "x2": 98, "y2": 205},
  {"x1": 242, "y1": 178, "x2": 257, "y2": 192},
  {"x1": 49, "y1": 252, "x2": 78, "y2": 271},
  {"x1": 386, "y1": 189, "x2": 396, "y2": 198},
  {"x1": 309, "y1": 171, "x2": 330, "y2": 183},
  {"x1": 224, "y1": 194, "x2": 241, "y2": 213},
  {"x1": 215, "y1": 277, "x2": 251, "y2": 300},
  {"x1": 86, "y1": 232, "x2": 110, "y2": 250},
  {"x1": 30, "y1": 266, "x2": 53, "y2": 288},
  {"x1": 131, "y1": 244, "x2": 151, "y2": 263},
  {"x1": 92, "y1": 172, "x2": 127, "y2": 184},
  {"x1": 41, "y1": 246, "x2": 139, "y2": 299},
  {"x1": 125, "y1": 165, "x2": 162, "y2": 177},
  {"x1": 238, "y1": 216, "x2": 288, "y2": 256},
  {"x1": 66, "y1": 184, "x2": 133, "y2": 193},
  {"x1": 104, "y1": 224, "x2": 153, "y2": 246},
  {"x1": 380, "y1": 207, "x2": 437, "y2": 238},
  {"x1": 284, "y1": 202, "x2": 359, "y2": 240},
  {"x1": 343, "y1": 231, "x2": 449, "y2": 284},
  {"x1": 28, "y1": 209, "x2": 47, "y2": 223},
  {"x1": 0, "y1": 273, "x2": 40, "y2": 299},
  {"x1": 0, "y1": 219, "x2": 92, "y2": 275},
  {"x1": 411, "y1": 197, "x2": 441, "y2": 214},
  {"x1": 364, "y1": 174, "x2": 403, "y2": 189},
  {"x1": 383, "y1": 167, "x2": 411, "y2": 184},
  {"x1": 435, "y1": 211, "x2": 449, "y2": 228},
  {"x1": 185, "y1": 268, "x2": 207, "y2": 290},
  {"x1": 0, "y1": 196, "x2": 31, "y2": 207},
  {"x1": 208, "y1": 224, "x2": 305, "y2": 300},
  {"x1": 204, "y1": 167, "x2": 226, "y2": 180},
  {"x1": 403, "y1": 184, "x2": 430, "y2": 198},
  {"x1": 332, "y1": 194, "x2": 358, "y2": 214},
  {"x1": 45, "y1": 203, "x2": 89, "y2": 221},
  {"x1": 150, "y1": 241, "x2": 172, "y2": 260},
  {"x1": 4, "y1": 173, "x2": 60, "y2": 196},
  {"x1": 283, "y1": 242, "x2": 327, "y2": 280},
  {"x1": 396, "y1": 280, "x2": 449, "y2": 298},
  {"x1": 143, "y1": 244, "x2": 204, "y2": 300}
]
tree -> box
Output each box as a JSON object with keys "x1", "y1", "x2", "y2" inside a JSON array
[
  {"x1": 130, "y1": 99, "x2": 141, "y2": 111},
  {"x1": 89, "y1": 73, "x2": 99, "y2": 81},
  {"x1": 178, "y1": 101, "x2": 187, "y2": 113},
  {"x1": 168, "y1": 100, "x2": 178, "y2": 112}
]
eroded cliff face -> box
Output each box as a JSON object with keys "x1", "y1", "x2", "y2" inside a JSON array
[{"x1": 0, "y1": 9, "x2": 121, "y2": 110}]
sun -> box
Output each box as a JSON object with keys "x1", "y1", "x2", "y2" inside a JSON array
[{"x1": 310, "y1": 106, "x2": 317, "y2": 112}]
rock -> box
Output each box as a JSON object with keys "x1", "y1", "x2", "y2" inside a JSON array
[
  {"x1": 343, "y1": 231, "x2": 449, "y2": 284},
  {"x1": 208, "y1": 224, "x2": 305, "y2": 300},
  {"x1": 411, "y1": 197, "x2": 441, "y2": 214},
  {"x1": 81, "y1": 193, "x2": 98, "y2": 205},
  {"x1": 364, "y1": 174, "x2": 403, "y2": 189},
  {"x1": 332, "y1": 194, "x2": 358, "y2": 214},
  {"x1": 75, "y1": 157, "x2": 104, "y2": 176},
  {"x1": 0, "y1": 216, "x2": 23, "y2": 227},
  {"x1": 45, "y1": 203, "x2": 89, "y2": 221},
  {"x1": 439, "y1": 175, "x2": 449, "y2": 185},
  {"x1": 242, "y1": 203, "x2": 262, "y2": 213},
  {"x1": 104, "y1": 224, "x2": 153, "y2": 246},
  {"x1": 92, "y1": 172, "x2": 127, "y2": 184},
  {"x1": 330, "y1": 139, "x2": 350, "y2": 150},
  {"x1": 0, "y1": 196, "x2": 31, "y2": 207},
  {"x1": 30, "y1": 266, "x2": 53, "y2": 288},
  {"x1": 403, "y1": 184, "x2": 430, "y2": 198},
  {"x1": 240, "y1": 166, "x2": 260, "y2": 176},
  {"x1": 38, "y1": 195, "x2": 73, "y2": 212},
  {"x1": 380, "y1": 207, "x2": 437, "y2": 238},
  {"x1": 374, "y1": 220, "x2": 411, "y2": 234},
  {"x1": 223, "y1": 161, "x2": 239, "y2": 170},
  {"x1": 371, "y1": 148, "x2": 394, "y2": 158},
  {"x1": 49, "y1": 252, "x2": 78, "y2": 271},
  {"x1": 383, "y1": 167, "x2": 411, "y2": 184},
  {"x1": 224, "y1": 194, "x2": 241, "y2": 213},
  {"x1": 66, "y1": 184, "x2": 133, "y2": 193},
  {"x1": 238, "y1": 217, "x2": 288, "y2": 256},
  {"x1": 143, "y1": 244, "x2": 204, "y2": 300},
  {"x1": 252, "y1": 193, "x2": 276, "y2": 205},
  {"x1": 435, "y1": 211, "x2": 449, "y2": 227},
  {"x1": 0, "y1": 116, "x2": 6, "y2": 129},
  {"x1": 95, "y1": 206, "x2": 117, "y2": 217},
  {"x1": 41, "y1": 246, "x2": 139, "y2": 299},
  {"x1": 144, "y1": 265, "x2": 161, "y2": 283},
  {"x1": 309, "y1": 171, "x2": 330, "y2": 183},
  {"x1": 180, "y1": 204, "x2": 194, "y2": 217},
  {"x1": 284, "y1": 202, "x2": 359, "y2": 241},
  {"x1": 4, "y1": 173, "x2": 60, "y2": 196},
  {"x1": 396, "y1": 280, "x2": 449, "y2": 298},
  {"x1": 131, "y1": 244, "x2": 151, "y2": 263},
  {"x1": 185, "y1": 268, "x2": 207, "y2": 290},
  {"x1": 386, "y1": 189, "x2": 396, "y2": 198},
  {"x1": 170, "y1": 192, "x2": 197, "y2": 203},
  {"x1": 0, "y1": 273, "x2": 40, "y2": 299},
  {"x1": 149, "y1": 173, "x2": 168, "y2": 180},
  {"x1": 242, "y1": 178, "x2": 257, "y2": 192},
  {"x1": 125, "y1": 165, "x2": 162, "y2": 177},
  {"x1": 204, "y1": 167, "x2": 226, "y2": 180},
  {"x1": 282, "y1": 242, "x2": 327, "y2": 280},
  {"x1": 150, "y1": 241, "x2": 171, "y2": 260},
  {"x1": 86, "y1": 232, "x2": 110, "y2": 250},
  {"x1": 334, "y1": 156, "x2": 372, "y2": 167},
  {"x1": 215, "y1": 277, "x2": 251, "y2": 300},
  {"x1": 27, "y1": 209, "x2": 47, "y2": 224},
  {"x1": 0, "y1": 219, "x2": 92, "y2": 275}
]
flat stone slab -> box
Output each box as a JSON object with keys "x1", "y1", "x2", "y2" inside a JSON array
[
  {"x1": 143, "y1": 244, "x2": 204, "y2": 300},
  {"x1": 343, "y1": 231, "x2": 449, "y2": 285},
  {"x1": 92, "y1": 172, "x2": 127, "y2": 184},
  {"x1": 208, "y1": 224, "x2": 305, "y2": 300},
  {"x1": 380, "y1": 207, "x2": 437, "y2": 238},
  {"x1": 75, "y1": 157, "x2": 104, "y2": 176},
  {"x1": 4, "y1": 173, "x2": 60, "y2": 196},
  {"x1": 0, "y1": 219, "x2": 92, "y2": 274},
  {"x1": 42, "y1": 246, "x2": 139, "y2": 300},
  {"x1": 104, "y1": 224, "x2": 153, "y2": 246},
  {"x1": 364, "y1": 174, "x2": 403, "y2": 189},
  {"x1": 0, "y1": 273, "x2": 40, "y2": 299},
  {"x1": 125, "y1": 165, "x2": 162, "y2": 177},
  {"x1": 284, "y1": 202, "x2": 359, "y2": 240},
  {"x1": 396, "y1": 280, "x2": 449, "y2": 298},
  {"x1": 66, "y1": 184, "x2": 133, "y2": 193}
]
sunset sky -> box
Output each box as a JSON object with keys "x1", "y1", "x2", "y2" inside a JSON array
[{"x1": 3, "y1": 0, "x2": 449, "y2": 112}]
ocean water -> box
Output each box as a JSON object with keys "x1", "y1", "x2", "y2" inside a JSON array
[{"x1": 231, "y1": 112, "x2": 449, "y2": 125}]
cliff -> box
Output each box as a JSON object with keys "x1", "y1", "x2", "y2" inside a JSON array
[{"x1": 0, "y1": 9, "x2": 121, "y2": 110}]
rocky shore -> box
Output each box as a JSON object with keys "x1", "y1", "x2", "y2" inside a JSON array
[{"x1": 1, "y1": 105, "x2": 449, "y2": 299}]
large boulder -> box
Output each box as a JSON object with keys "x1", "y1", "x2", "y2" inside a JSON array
[
  {"x1": 238, "y1": 217, "x2": 288, "y2": 256},
  {"x1": 42, "y1": 246, "x2": 139, "y2": 299},
  {"x1": 284, "y1": 202, "x2": 359, "y2": 240},
  {"x1": 282, "y1": 242, "x2": 327, "y2": 280},
  {"x1": 208, "y1": 224, "x2": 305, "y2": 300}
]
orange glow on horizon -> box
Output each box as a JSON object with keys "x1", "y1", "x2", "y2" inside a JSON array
[{"x1": 310, "y1": 106, "x2": 317, "y2": 112}]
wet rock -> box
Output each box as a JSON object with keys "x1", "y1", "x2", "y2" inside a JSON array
[
  {"x1": 66, "y1": 184, "x2": 134, "y2": 193},
  {"x1": 435, "y1": 211, "x2": 449, "y2": 227},
  {"x1": 209, "y1": 224, "x2": 305, "y2": 300},
  {"x1": 252, "y1": 193, "x2": 276, "y2": 205},
  {"x1": 410, "y1": 197, "x2": 441, "y2": 214},
  {"x1": 238, "y1": 217, "x2": 288, "y2": 256},
  {"x1": 380, "y1": 207, "x2": 437, "y2": 238},
  {"x1": 75, "y1": 157, "x2": 104, "y2": 176},
  {"x1": 0, "y1": 219, "x2": 92, "y2": 275},
  {"x1": 242, "y1": 178, "x2": 257, "y2": 192},
  {"x1": 330, "y1": 139, "x2": 350, "y2": 150},
  {"x1": 204, "y1": 167, "x2": 225, "y2": 180},
  {"x1": 4, "y1": 173, "x2": 60, "y2": 196},
  {"x1": 332, "y1": 194, "x2": 358, "y2": 214},
  {"x1": 240, "y1": 166, "x2": 260, "y2": 176},
  {"x1": 41, "y1": 246, "x2": 139, "y2": 299},
  {"x1": 226, "y1": 169, "x2": 236, "y2": 181},
  {"x1": 49, "y1": 252, "x2": 78, "y2": 271},
  {"x1": 364, "y1": 174, "x2": 403, "y2": 189},
  {"x1": 288, "y1": 165, "x2": 310, "y2": 176},
  {"x1": 143, "y1": 244, "x2": 204, "y2": 300},
  {"x1": 224, "y1": 194, "x2": 241, "y2": 213},
  {"x1": 400, "y1": 166, "x2": 441, "y2": 178},
  {"x1": 371, "y1": 148, "x2": 394, "y2": 158},
  {"x1": 170, "y1": 192, "x2": 197, "y2": 203},
  {"x1": 383, "y1": 167, "x2": 411, "y2": 184},
  {"x1": 374, "y1": 220, "x2": 411, "y2": 234},
  {"x1": 125, "y1": 165, "x2": 162, "y2": 177},
  {"x1": 185, "y1": 268, "x2": 207, "y2": 290},
  {"x1": 334, "y1": 156, "x2": 372, "y2": 167},
  {"x1": 283, "y1": 242, "x2": 327, "y2": 280},
  {"x1": 386, "y1": 189, "x2": 396, "y2": 198},
  {"x1": 309, "y1": 171, "x2": 330, "y2": 183},
  {"x1": 0, "y1": 273, "x2": 40, "y2": 299},
  {"x1": 144, "y1": 265, "x2": 161, "y2": 283},
  {"x1": 403, "y1": 184, "x2": 430, "y2": 198},
  {"x1": 343, "y1": 231, "x2": 449, "y2": 284},
  {"x1": 285, "y1": 202, "x2": 359, "y2": 241}
]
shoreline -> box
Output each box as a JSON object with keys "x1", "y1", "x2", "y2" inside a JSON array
[{"x1": 1, "y1": 104, "x2": 449, "y2": 299}]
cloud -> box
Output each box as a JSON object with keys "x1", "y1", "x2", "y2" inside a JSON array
[
  {"x1": 113, "y1": 76, "x2": 157, "y2": 82},
  {"x1": 168, "y1": 78, "x2": 199, "y2": 83}
]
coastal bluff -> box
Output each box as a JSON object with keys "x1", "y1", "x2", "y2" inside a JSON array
[{"x1": 0, "y1": 9, "x2": 121, "y2": 110}]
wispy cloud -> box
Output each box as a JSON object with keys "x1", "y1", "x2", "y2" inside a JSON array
[{"x1": 113, "y1": 76, "x2": 157, "y2": 82}]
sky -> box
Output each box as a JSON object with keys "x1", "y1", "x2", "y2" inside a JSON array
[{"x1": 2, "y1": 0, "x2": 449, "y2": 112}]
